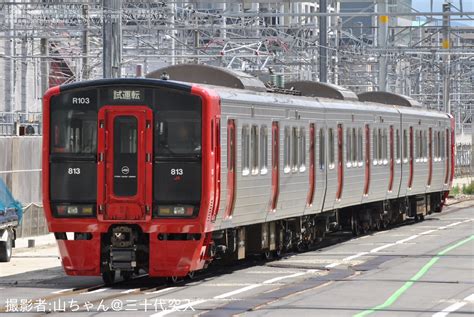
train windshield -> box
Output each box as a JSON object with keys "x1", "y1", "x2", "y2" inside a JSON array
[
  {"x1": 50, "y1": 109, "x2": 97, "y2": 154},
  {"x1": 155, "y1": 111, "x2": 201, "y2": 157}
]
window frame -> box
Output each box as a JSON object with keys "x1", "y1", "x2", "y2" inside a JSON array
[
  {"x1": 241, "y1": 125, "x2": 250, "y2": 176},
  {"x1": 299, "y1": 127, "x2": 306, "y2": 172},
  {"x1": 284, "y1": 126, "x2": 291, "y2": 173},
  {"x1": 260, "y1": 125, "x2": 268, "y2": 175},
  {"x1": 328, "y1": 127, "x2": 335, "y2": 169},
  {"x1": 319, "y1": 128, "x2": 326, "y2": 170}
]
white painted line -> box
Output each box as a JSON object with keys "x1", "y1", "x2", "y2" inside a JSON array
[
  {"x1": 262, "y1": 271, "x2": 306, "y2": 284},
  {"x1": 51, "y1": 288, "x2": 73, "y2": 294},
  {"x1": 370, "y1": 243, "x2": 395, "y2": 253},
  {"x1": 81, "y1": 288, "x2": 109, "y2": 294},
  {"x1": 150, "y1": 299, "x2": 208, "y2": 317},
  {"x1": 324, "y1": 219, "x2": 471, "y2": 272},
  {"x1": 432, "y1": 293, "x2": 474, "y2": 317},
  {"x1": 325, "y1": 262, "x2": 340, "y2": 268},
  {"x1": 419, "y1": 229, "x2": 437, "y2": 235},
  {"x1": 396, "y1": 235, "x2": 419, "y2": 244},
  {"x1": 433, "y1": 302, "x2": 468, "y2": 317},
  {"x1": 213, "y1": 284, "x2": 261, "y2": 299},
  {"x1": 464, "y1": 293, "x2": 474, "y2": 301},
  {"x1": 145, "y1": 287, "x2": 176, "y2": 295},
  {"x1": 343, "y1": 252, "x2": 369, "y2": 261},
  {"x1": 149, "y1": 270, "x2": 313, "y2": 316},
  {"x1": 445, "y1": 221, "x2": 463, "y2": 227},
  {"x1": 121, "y1": 288, "x2": 139, "y2": 294}
]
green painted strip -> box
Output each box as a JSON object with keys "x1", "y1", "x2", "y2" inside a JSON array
[{"x1": 354, "y1": 235, "x2": 474, "y2": 317}]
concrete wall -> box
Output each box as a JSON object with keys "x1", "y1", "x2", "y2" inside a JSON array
[
  {"x1": 0, "y1": 136, "x2": 45, "y2": 238},
  {"x1": 0, "y1": 136, "x2": 42, "y2": 204}
]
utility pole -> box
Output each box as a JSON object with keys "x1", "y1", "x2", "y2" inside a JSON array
[
  {"x1": 82, "y1": 2, "x2": 90, "y2": 80},
  {"x1": 20, "y1": 36, "x2": 27, "y2": 113},
  {"x1": 319, "y1": 0, "x2": 327, "y2": 83},
  {"x1": 442, "y1": 1, "x2": 451, "y2": 114},
  {"x1": 103, "y1": 0, "x2": 122, "y2": 78},
  {"x1": 40, "y1": 38, "x2": 49, "y2": 94},
  {"x1": 4, "y1": 4, "x2": 13, "y2": 112},
  {"x1": 377, "y1": 0, "x2": 389, "y2": 91}
]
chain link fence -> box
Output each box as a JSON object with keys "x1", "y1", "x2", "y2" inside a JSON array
[
  {"x1": 16, "y1": 204, "x2": 49, "y2": 238},
  {"x1": 0, "y1": 112, "x2": 42, "y2": 136},
  {"x1": 455, "y1": 143, "x2": 472, "y2": 179}
]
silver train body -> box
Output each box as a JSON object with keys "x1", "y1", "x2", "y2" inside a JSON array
[{"x1": 212, "y1": 88, "x2": 452, "y2": 230}]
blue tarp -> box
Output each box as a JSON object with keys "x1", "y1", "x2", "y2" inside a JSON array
[{"x1": 0, "y1": 178, "x2": 22, "y2": 225}]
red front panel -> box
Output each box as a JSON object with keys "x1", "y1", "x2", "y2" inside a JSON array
[
  {"x1": 43, "y1": 82, "x2": 221, "y2": 277},
  {"x1": 97, "y1": 106, "x2": 153, "y2": 221}
]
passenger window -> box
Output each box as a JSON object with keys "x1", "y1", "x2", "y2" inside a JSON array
[
  {"x1": 441, "y1": 131, "x2": 445, "y2": 159},
  {"x1": 358, "y1": 128, "x2": 363, "y2": 166},
  {"x1": 251, "y1": 125, "x2": 259, "y2": 175},
  {"x1": 51, "y1": 109, "x2": 97, "y2": 154},
  {"x1": 403, "y1": 129, "x2": 408, "y2": 163},
  {"x1": 291, "y1": 127, "x2": 298, "y2": 172},
  {"x1": 299, "y1": 127, "x2": 306, "y2": 172},
  {"x1": 228, "y1": 120, "x2": 235, "y2": 172},
  {"x1": 284, "y1": 127, "x2": 291, "y2": 173},
  {"x1": 378, "y1": 128, "x2": 383, "y2": 164},
  {"x1": 423, "y1": 130, "x2": 428, "y2": 161},
  {"x1": 382, "y1": 128, "x2": 388, "y2": 165},
  {"x1": 319, "y1": 128, "x2": 326, "y2": 170},
  {"x1": 155, "y1": 110, "x2": 201, "y2": 157},
  {"x1": 346, "y1": 128, "x2": 352, "y2": 168},
  {"x1": 395, "y1": 129, "x2": 401, "y2": 163},
  {"x1": 328, "y1": 128, "x2": 335, "y2": 169},
  {"x1": 352, "y1": 128, "x2": 357, "y2": 165},
  {"x1": 373, "y1": 128, "x2": 378, "y2": 165},
  {"x1": 242, "y1": 125, "x2": 250, "y2": 176},
  {"x1": 418, "y1": 130, "x2": 423, "y2": 161},
  {"x1": 260, "y1": 125, "x2": 268, "y2": 175}
]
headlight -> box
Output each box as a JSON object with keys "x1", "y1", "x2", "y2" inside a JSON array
[
  {"x1": 154, "y1": 205, "x2": 196, "y2": 217},
  {"x1": 55, "y1": 204, "x2": 95, "y2": 217}
]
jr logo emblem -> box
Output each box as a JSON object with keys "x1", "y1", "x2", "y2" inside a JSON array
[{"x1": 121, "y1": 166, "x2": 130, "y2": 175}]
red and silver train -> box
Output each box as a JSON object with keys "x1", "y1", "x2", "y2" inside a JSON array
[{"x1": 42, "y1": 64, "x2": 454, "y2": 283}]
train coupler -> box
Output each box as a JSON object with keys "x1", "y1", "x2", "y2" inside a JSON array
[{"x1": 110, "y1": 246, "x2": 137, "y2": 271}]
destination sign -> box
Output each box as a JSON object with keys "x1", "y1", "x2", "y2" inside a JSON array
[{"x1": 111, "y1": 89, "x2": 144, "y2": 101}]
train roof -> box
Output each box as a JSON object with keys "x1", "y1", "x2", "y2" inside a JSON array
[{"x1": 146, "y1": 64, "x2": 448, "y2": 120}]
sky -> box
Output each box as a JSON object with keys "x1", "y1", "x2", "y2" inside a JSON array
[
  {"x1": 412, "y1": 0, "x2": 474, "y2": 26},
  {"x1": 412, "y1": 0, "x2": 473, "y2": 13}
]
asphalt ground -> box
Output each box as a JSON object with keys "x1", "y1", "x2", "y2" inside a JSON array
[{"x1": 0, "y1": 199, "x2": 472, "y2": 317}]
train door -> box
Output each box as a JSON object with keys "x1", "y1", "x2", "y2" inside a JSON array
[{"x1": 97, "y1": 106, "x2": 153, "y2": 221}]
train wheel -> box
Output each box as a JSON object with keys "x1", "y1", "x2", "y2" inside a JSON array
[
  {"x1": 263, "y1": 250, "x2": 273, "y2": 260},
  {"x1": 0, "y1": 228, "x2": 13, "y2": 262},
  {"x1": 273, "y1": 248, "x2": 283, "y2": 258},
  {"x1": 167, "y1": 276, "x2": 180, "y2": 284},
  {"x1": 102, "y1": 269, "x2": 116, "y2": 285},
  {"x1": 186, "y1": 271, "x2": 195, "y2": 280}
]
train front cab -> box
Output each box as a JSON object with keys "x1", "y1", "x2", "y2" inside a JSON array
[{"x1": 42, "y1": 81, "x2": 220, "y2": 281}]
